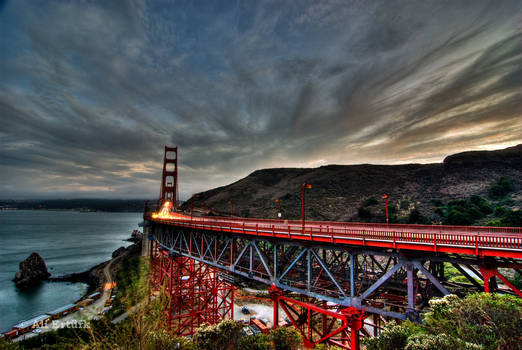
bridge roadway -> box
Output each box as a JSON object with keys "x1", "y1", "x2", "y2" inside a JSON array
[
  {"x1": 146, "y1": 146, "x2": 521, "y2": 348},
  {"x1": 149, "y1": 213, "x2": 522, "y2": 260}
]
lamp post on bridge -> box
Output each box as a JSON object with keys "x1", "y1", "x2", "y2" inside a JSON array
[
  {"x1": 301, "y1": 183, "x2": 312, "y2": 233},
  {"x1": 382, "y1": 194, "x2": 389, "y2": 225},
  {"x1": 228, "y1": 201, "x2": 234, "y2": 217},
  {"x1": 190, "y1": 194, "x2": 199, "y2": 219},
  {"x1": 275, "y1": 199, "x2": 281, "y2": 219}
]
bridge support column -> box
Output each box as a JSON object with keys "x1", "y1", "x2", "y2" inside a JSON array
[
  {"x1": 480, "y1": 264, "x2": 522, "y2": 298},
  {"x1": 269, "y1": 286, "x2": 366, "y2": 349},
  {"x1": 149, "y1": 241, "x2": 234, "y2": 336}
]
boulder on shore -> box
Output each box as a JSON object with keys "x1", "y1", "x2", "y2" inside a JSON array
[{"x1": 13, "y1": 252, "x2": 51, "y2": 289}]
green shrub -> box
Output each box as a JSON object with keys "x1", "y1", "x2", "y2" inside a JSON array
[
  {"x1": 469, "y1": 195, "x2": 492, "y2": 214},
  {"x1": 408, "y1": 209, "x2": 427, "y2": 224},
  {"x1": 499, "y1": 197, "x2": 515, "y2": 206},
  {"x1": 271, "y1": 327, "x2": 302, "y2": 350},
  {"x1": 145, "y1": 330, "x2": 195, "y2": 350},
  {"x1": 364, "y1": 197, "x2": 379, "y2": 206},
  {"x1": 365, "y1": 293, "x2": 522, "y2": 350},
  {"x1": 434, "y1": 207, "x2": 445, "y2": 217},
  {"x1": 446, "y1": 209, "x2": 473, "y2": 225},
  {"x1": 431, "y1": 199, "x2": 444, "y2": 207},
  {"x1": 239, "y1": 333, "x2": 273, "y2": 350},
  {"x1": 315, "y1": 344, "x2": 344, "y2": 350},
  {"x1": 487, "y1": 209, "x2": 522, "y2": 227},
  {"x1": 488, "y1": 177, "x2": 515, "y2": 200},
  {"x1": 404, "y1": 333, "x2": 481, "y2": 350},
  {"x1": 508, "y1": 273, "x2": 522, "y2": 290},
  {"x1": 494, "y1": 206, "x2": 508, "y2": 216},
  {"x1": 0, "y1": 340, "x2": 25, "y2": 350},
  {"x1": 358, "y1": 207, "x2": 373, "y2": 220},
  {"x1": 194, "y1": 319, "x2": 242, "y2": 350},
  {"x1": 502, "y1": 210, "x2": 522, "y2": 226},
  {"x1": 424, "y1": 293, "x2": 522, "y2": 350},
  {"x1": 364, "y1": 321, "x2": 421, "y2": 350}
]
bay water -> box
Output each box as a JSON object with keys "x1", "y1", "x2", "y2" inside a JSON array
[{"x1": 0, "y1": 210, "x2": 141, "y2": 332}]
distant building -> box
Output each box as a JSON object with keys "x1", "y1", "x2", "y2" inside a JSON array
[
  {"x1": 87, "y1": 292, "x2": 101, "y2": 300},
  {"x1": 13, "y1": 314, "x2": 51, "y2": 332},
  {"x1": 46, "y1": 304, "x2": 77, "y2": 319}
]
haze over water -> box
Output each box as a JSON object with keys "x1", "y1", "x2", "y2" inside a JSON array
[{"x1": 0, "y1": 210, "x2": 140, "y2": 332}]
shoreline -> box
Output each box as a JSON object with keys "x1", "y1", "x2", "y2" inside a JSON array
[
  {"x1": 3, "y1": 241, "x2": 142, "y2": 337},
  {"x1": 48, "y1": 241, "x2": 142, "y2": 300}
]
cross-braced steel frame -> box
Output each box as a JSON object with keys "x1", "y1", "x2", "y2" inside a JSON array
[
  {"x1": 147, "y1": 220, "x2": 521, "y2": 348},
  {"x1": 146, "y1": 145, "x2": 521, "y2": 348},
  {"x1": 149, "y1": 239, "x2": 234, "y2": 336}
]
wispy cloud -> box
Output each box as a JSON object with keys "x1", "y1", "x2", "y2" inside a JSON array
[{"x1": 0, "y1": 0, "x2": 520, "y2": 199}]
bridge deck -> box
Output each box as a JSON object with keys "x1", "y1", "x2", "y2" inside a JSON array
[{"x1": 147, "y1": 213, "x2": 522, "y2": 259}]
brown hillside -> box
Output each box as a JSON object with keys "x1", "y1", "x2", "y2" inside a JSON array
[{"x1": 183, "y1": 145, "x2": 522, "y2": 222}]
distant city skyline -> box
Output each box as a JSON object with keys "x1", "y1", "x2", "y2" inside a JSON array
[{"x1": 1, "y1": 0, "x2": 521, "y2": 199}]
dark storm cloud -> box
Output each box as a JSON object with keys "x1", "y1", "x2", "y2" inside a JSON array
[{"x1": 0, "y1": 0, "x2": 520, "y2": 199}]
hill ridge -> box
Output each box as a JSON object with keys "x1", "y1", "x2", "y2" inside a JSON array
[{"x1": 186, "y1": 145, "x2": 521, "y2": 223}]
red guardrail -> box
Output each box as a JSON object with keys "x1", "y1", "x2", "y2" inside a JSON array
[{"x1": 145, "y1": 212, "x2": 522, "y2": 259}]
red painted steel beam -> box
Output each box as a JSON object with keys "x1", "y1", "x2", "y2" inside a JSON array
[
  {"x1": 148, "y1": 243, "x2": 234, "y2": 336},
  {"x1": 147, "y1": 216, "x2": 522, "y2": 259},
  {"x1": 269, "y1": 285, "x2": 366, "y2": 349}
]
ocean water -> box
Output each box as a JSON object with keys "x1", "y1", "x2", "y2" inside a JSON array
[{"x1": 0, "y1": 210, "x2": 141, "y2": 332}]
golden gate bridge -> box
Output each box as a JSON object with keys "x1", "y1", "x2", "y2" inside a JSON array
[{"x1": 144, "y1": 146, "x2": 521, "y2": 349}]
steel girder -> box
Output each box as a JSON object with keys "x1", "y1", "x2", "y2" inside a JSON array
[
  {"x1": 269, "y1": 285, "x2": 366, "y2": 349},
  {"x1": 150, "y1": 225, "x2": 456, "y2": 320},
  {"x1": 148, "y1": 240, "x2": 234, "y2": 336},
  {"x1": 148, "y1": 223, "x2": 521, "y2": 349}
]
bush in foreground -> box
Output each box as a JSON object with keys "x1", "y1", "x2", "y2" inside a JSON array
[
  {"x1": 271, "y1": 327, "x2": 302, "y2": 350},
  {"x1": 364, "y1": 293, "x2": 522, "y2": 350}
]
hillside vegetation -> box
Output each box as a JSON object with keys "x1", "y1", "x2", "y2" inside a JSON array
[
  {"x1": 364, "y1": 293, "x2": 522, "y2": 350},
  {"x1": 186, "y1": 145, "x2": 521, "y2": 225}
]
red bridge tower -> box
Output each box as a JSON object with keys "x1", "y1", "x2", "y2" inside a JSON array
[{"x1": 159, "y1": 146, "x2": 178, "y2": 207}]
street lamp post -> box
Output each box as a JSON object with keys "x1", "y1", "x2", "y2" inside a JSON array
[
  {"x1": 190, "y1": 194, "x2": 199, "y2": 219},
  {"x1": 382, "y1": 194, "x2": 389, "y2": 225},
  {"x1": 228, "y1": 201, "x2": 234, "y2": 216},
  {"x1": 301, "y1": 183, "x2": 312, "y2": 233},
  {"x1": 275, "y1": 199, "x2": 281, "y2": 219}
]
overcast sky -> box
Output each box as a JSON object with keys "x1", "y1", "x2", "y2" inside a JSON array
[{"x1": 1, "y1": 0, "x2": 521, "y2": 200}]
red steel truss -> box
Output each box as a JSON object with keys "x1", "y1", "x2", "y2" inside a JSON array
[
  {"x1": 145, "y1": 146, "x2": 521, "y2": 349},
  {"x1": 269, "y1": 285, "x2": 366, "y2": 349},
  {"x1": 149, "y1": 215, "x2": 522, "y2": 259},
  {"x1": 149, "y1": 240, "x2": 234, "y2": 335}
]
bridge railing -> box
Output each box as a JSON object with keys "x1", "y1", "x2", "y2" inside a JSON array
[
  {"x1": 176, "y1": 214, "x2": 522, "y2": 235},
  {"x1": 145, "y1": 213, "x2": 522, "y2": 257},
  {"x1": 143, "y1": 201, "x2": 521, "y2": 235}
]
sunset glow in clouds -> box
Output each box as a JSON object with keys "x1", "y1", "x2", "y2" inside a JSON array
[{"x1": 0, "y1": 0, "x2": 520, "y2": 199}]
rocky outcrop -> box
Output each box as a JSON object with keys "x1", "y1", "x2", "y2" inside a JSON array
[
  {"x1": 443, "y1": 144, "x2": 522, "y2": 168},
  {"x1": 13, "y1": 252, "x2": 51, "y2": 289}
]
